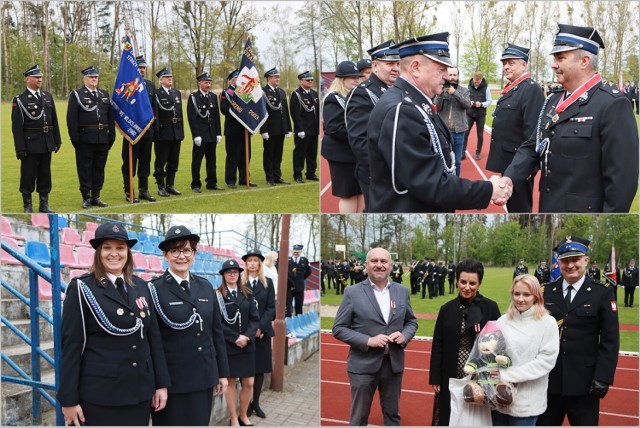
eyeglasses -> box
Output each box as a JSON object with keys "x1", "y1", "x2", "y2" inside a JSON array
[
  {"x1": 169, "y1": 248, "x2": 194, "y2": 257},
  {"x1": 224, "y1": 270, "x2": 240, "y2": 275}
]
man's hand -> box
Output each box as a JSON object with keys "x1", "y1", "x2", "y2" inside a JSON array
[
  {"x1": 62, "y1": 405, "x2": 85, "y2": 426},
  {"x1": 367, "y1": 334, "x2": 390, "y2": 348},
  {"x1": 589, "y1": 380, "x2": 609, "y2": 398},
  {"x1": 389, "y1": 331, "x2": 407, "y2": 345},
  {"x1": 216, "y1": 378, "x2": 228, "y2": 395},
  {"x1": 489, "y1": 175, "x2": 512, "y2": 206},
  {"x1": 235, "y1": 334, "x2": 250, "y2": 348},
  {"x1": 286, "y1": 132, "x2": 292, "y2": 138},
  {"x1": 297, "y1": 131, "x2": 305, "y2": 139},
  {"x1": 194, "y1": 136, "x2": 202, "y2": 147},
  {"x1": 16, "y1": 151, "x2": 27, "y2": 160},
  {"x1": 261, "y1": 132, "x2": 269, "y2": 140},
  {"x1": 447, "y1": 86, "x2": 456, "y2": 95}
]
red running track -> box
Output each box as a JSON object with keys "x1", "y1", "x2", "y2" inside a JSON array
[
  {"x1": 320, "y1": 126, "x2": 541, "y2": 214},
  {"x1": 321, "y1": 332, "x2": 639, "y2": 426}
]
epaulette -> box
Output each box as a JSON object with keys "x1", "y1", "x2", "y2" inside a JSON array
[
  {"x1": 598, "y1": 84, "x2": 624, "y2": 98},
  {"x1": 550, "y1": 87, "x2": 564, "y2": 94},
  {"x1": 592, "y1": 279, "x2": 609, "y2": 287}
]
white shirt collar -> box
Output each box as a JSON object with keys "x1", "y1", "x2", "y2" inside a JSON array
[
  {"x1": 168, "y1": 269, "x2": 189, "y2": 285},
  {"x1": 106, "y1": 272, "x2": 124, "y2": 287},
  {"x1": 563, "y1": 275, "x2": 586, "y2": 293}
]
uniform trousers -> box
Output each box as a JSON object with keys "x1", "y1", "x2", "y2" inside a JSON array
[
  {"x1": 286, "y1": 289, "x2": 304, "y2": 317},
  {"x1": 191, "y1": 140, "x2": 218, "y2": 188},
  {"x1": 506, "y1": 176, "x2": 534, "y2": 213},
  {"x1": 624, "y1": 286, "x2": 635, "y2": 307},
  {"x1": 225, "y1": 136, "x2": 250, "y2": 185},
  {"x1": 263, "y1": 134, "x2": 285, "y2": 182},
  {"x1": 79, "y1": 399, "x2": 151, "y2": 426},
  {"x1": 74, "y1": 144, "x2": 109, "y2": 193},
  {"x1": 151, "y1": 387, "x2": 214, "y2": 426},
  {"x1": 464, "y1": 113, "x2": 487, "y2": 154},
  {"x1": 348, "y1": 358, "x2": 403, "y2": 426},
  {"x1": 153, "y1": 140, "x2": 181, "y2": 181},
  {"x1": 437, "y1": 279, "x2": 445, "y2": 296},
  {"x1": 448, "y1": 277, "x2": 455, "y2": 294},
  {"x1": 121, "y1": 136, "x2": 153, "y2": 190},
  {"x1": 537, "y1": 393, "x2": 600, "y2": 426},
  {"x1": 293, "y1": 134, "x2": 318, "y2": 179},
  {"x1": 20, "y1": 152, "x2": 52, "y2": 194}
]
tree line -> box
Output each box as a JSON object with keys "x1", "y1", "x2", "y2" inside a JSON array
[{"x1": 321, "y1": 214, "x2": 639, "y2": 268}]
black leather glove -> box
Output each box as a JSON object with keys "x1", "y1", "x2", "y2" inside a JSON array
[
  {"x1": 589, "y1": 379, "x2": 609, "y2": 398},
  {"x1": 16, "y1": 151, "x2": 27, "y2": 160}
]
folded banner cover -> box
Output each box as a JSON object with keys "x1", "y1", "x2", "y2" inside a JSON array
[
  {"x1": 228, "y1": 37, "x2": 268, "y2": 135},
  {"x1": 111, "y1": 37, "x2": 154, "y2": 145}
]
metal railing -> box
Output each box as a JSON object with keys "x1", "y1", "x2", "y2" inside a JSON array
[{"x1": 1, "y1": 214, "x2": 64, "y2": 426}]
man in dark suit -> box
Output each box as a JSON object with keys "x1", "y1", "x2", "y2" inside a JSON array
[
  {"x1": 367, "y1": 33, "x2": 512, "y2": 213},
  {"x1": 187, "y1": 72, "x2": 224, "y2": 193},
  {"x1": 587, "y1": 260, "x2": 601, "y2": 280},
  {"x1": 12, "y1": 64, "x2": 61, "y2": 213},
  {"x1": 621, "y1": 258, "x2": 639, "y2": 307},
  {"x1": 290, "y1": 71, "x2": 320, "y2": 184},
  {"x1": 501, "y1": 24, "x2": 639, "y2": 212},
  {"x1": 260, "y1": 67, "x2": 290, "y2": 185},
  {"x1": 121, "y1": 55, "x2": 157, "y2": 203},
  {"x1": 447, "y1": 260, "x2": 456, "y2": 294},
  {"x1": 390, "y1": 259, "x2": 403, "y2": 284},
  {"x1": 286, "y1": 244, "x2": 311, "y2": 316},
  {"x1": 345, "y1": 41, "x2": 400, "y2": 209},
  {"x1": 513, "y1": 259, "x2": 528, "y2": 278},
  {"x1": 333, "y1": 247, "x2": 418, "y2": 426},
  {"x1": 486, "y1": 43, "x2": 544, "y2": 213},
  {"x1": 538, "y1": 236, "x2": 619, "y2": 425},
  {"x1": 534, "y1": 259, "x2": 551, "y2": 284},
  {"x1": 67, "y1": 65, "x2": 115, "y2": 209},
  {"x1": 153, "y1": 67, "x2": 184, "y2": 197},
  {"x1": 409, "y1": 257, "x2": 420, "y2": 294},
  {"x1": 220, "y1": 69, "x2": 254, "y2": 189}
]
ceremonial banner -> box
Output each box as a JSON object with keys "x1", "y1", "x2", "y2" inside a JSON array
[
  {"x1": 227, "y1": 37, "x2": 268, "y2": 134},
  {"x1": 550, "y1": 251, "x2": 561, "y2": 282},
  {"x1": 111, "y1": 37, "x2": 154, "y2": 144},
  {"x1": 604, "y1": 244, "x2": 617, "y2": 285}
]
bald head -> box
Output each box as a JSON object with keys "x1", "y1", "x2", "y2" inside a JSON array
[{"x1": 366, "y1": 247, "x2": 392, "y2": 288}]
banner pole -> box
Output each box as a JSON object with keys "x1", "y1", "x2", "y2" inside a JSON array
[
  {"x1": 244, "y1": 129, "x2": 250, "y2": 189},
  {"x1": 128, "y1": 142, "x2": 135, "y2": 202}
]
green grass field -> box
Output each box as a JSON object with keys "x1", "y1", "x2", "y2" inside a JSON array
[
  {"x1": 2, "y1": 101, "x2": 319, "y2": 213},
  {"x1": 320, "y1": 267, "x2": 639, "y2": 352}
]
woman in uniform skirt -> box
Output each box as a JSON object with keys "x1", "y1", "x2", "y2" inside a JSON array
[
  {"x1": 217, "y1": 259, "x2": 260, "y2": 426},
  {"x1": 58, "y1": 222, "x2": 170, "y2": 426},
  {"x1": 319, "y1": 60, "x2": 364, "y2": 213},
  {"x1": 241, "y1": 249, "x2": 276, "y2": 419},
  {"x1": 149, "y1": 225, "x2": 230, "y2": 426}
]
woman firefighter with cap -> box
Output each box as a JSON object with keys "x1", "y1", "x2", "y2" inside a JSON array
[
  {"x1": 241, "y1": 248, "x2": 276, "y2": 419},
  {"x1": 58, "y1": 222, "x2": 170, "y2": 426},
  {"x1": 217, "y1": 259, "x2": 260, "y2": 426},
  {"x1": 147, "y1": 225, "x2": 230, "y2": 426}
]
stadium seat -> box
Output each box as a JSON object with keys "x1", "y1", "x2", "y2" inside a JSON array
[
  {"x1": 128, "y1": 230, "x2": 139, "y2": 242},
  {"x1": 75, "y1": 247, "x2": 95, "y2": 269},
  {"x1": 85, "y1": 222, "x2": 99, "y2": 232},
  {"x1": 138, "y1": 232, "x2": 148, "y2": 243},
  {"x1": 31, "y1": 214, "x2": 50, "y2": 229},
  {"x1": 1, "y1": 216, "x2": 26, "y2": 242},
  {"x1": 68, "y1": 269, "x2": 89, "y2": 282},
  {"x1": 25, "y1": 241, "x2": 51, "y2": 267},
  {"x1": 81, "y1": 230, "x2": 95, "y2": 246},
  {"x1": 147, "y1": 255, "x2": 165, "y2": 273},
  {"x1": 38, "y1": 269, "x2": 65, "y2": 300},
  {"x1": 132, "y1": 252, "x2": 148, "y2": 271},
  {"x1": 141, "y1": 240, "x2": 156, "y2": 255},
  {"x1": 59, "y1": 244, "x2": 82, "y2": 269},
  {"x1": 137, "y1": 272, "x2": 156, "y2": 282},
  {"x1": 132, "y1": 240, "x2": 143, "y2": 252},
  {"x1": 60, "y1": 227, "x2": 91, "y2": 248},
  {"x1": 57, "y1": 216, "x2": 69, "y2": 229},
  {"x1": 2, "y1": 237, "x2": 23, "y2": 265}
]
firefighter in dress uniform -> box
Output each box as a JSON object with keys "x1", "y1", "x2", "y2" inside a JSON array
[
  {"x1": 287, "y1": 244, "x2": 312, "y2": 316},
  {"x1": 260, "y1": 67, "x2": 291, "y2": 185},
  {"x1": 290, "y1": 70, "x2": 320, "y2": 184}
]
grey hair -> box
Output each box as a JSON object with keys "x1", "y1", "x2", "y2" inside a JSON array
[{"x1": 576, "y1": 49, "x2": 598, "y2": 71}]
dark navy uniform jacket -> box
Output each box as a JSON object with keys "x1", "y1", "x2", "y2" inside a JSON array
[
  {"x1": 260, "y1": 85, "x2": 291, "y2": 136},
  {"x1": 58, "y1": 274, "x2": 170, "y2": 407},
  {"x1": 543, "y1": 276, "x2": 619, "y2": 395},
  {"x1": 504, "y1": 81, "x2": 639, "y2": 212},
  {"x1": 250, "y1": 278, "x2": 276, "y2": 339},
  {"x1": 220, "y1": 86, "x2": 248, "y2": 138},
  {"x1": 367, "y1": 77, "x2": 493, "y2": 213},
  {"x1": 290, "y1": 87, "x2": 319, "y2": 136},
  {"x1": 486, "y1": 77, "x2": 544, "y2": 174},
  {"x1": 149, "y1": 271, "x2": 230, "y2": 394},
  {"x1": 320, "y1": 92, "x2": 355, "y2": 163},
  {"x1": 187, "y1": 90, "x2": 222, "y2": 143},
  {"x1": 66, "y1": 87, "x2": 115, "y2": 145},
  {"x1": 288, "y1": 256, "x2": 311, "y2": 293},
  {"x1": 12, "y1": 88, "x2": 62, "y2": 154},
  {"x1": 218, "y1": 289, "x2": 260, "y2": 356},
  {"x1": 154, "y1": 87, "x2": 184, "y2": 142}
]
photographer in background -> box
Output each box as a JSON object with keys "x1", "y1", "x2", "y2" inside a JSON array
[{"x1": 435, "y1": 67, "x2": 471, "y2": 176}]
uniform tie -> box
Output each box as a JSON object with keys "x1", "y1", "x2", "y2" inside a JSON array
[
  {"x1": 252, "y1": 279, "x2": 257, "y2": 289},
  {"x1": 180, "y1": 280, "x2": 190, "y2": 295},
  {"x1": 91, "y1": 90, "x2": 98, "y2": 99},
  {"x1": 231, "y1": 290, "x2": 237, "y2": 300},
  {"x1": 565, "y1": 285, "x2": 573, "y2": 306},
  {"x1": 115, "y1": 277, "x2": 128, "y2": 302}
]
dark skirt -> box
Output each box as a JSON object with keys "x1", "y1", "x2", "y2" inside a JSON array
[
  {"x1": 254, "y1": 336, "x2": 273, "y2": 374},
  {"x1": 80, "y1": 399, "x2": 151, "y2": 426},
  {"x1": 328, "y1": 160, "x2": 362, "y2": 198},
  {"x1": 228, "y1": 350, "x2": 256, "y2": 378},
  {"x1": 151, "y1": 388, "x2": 214, "y2": 426}
]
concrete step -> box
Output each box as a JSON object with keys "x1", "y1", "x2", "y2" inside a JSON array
[
  {"x1": 1, "y1": 319, "x2": 53, "y2": 347},
  {"x1": 1, "y1": 299, "x2": 30, "y2": 320},
  {"x1": 1, "y1": 340, "x2": 55, "y2": 377},
  {"x1": 1, "y1": 370, "x2": 57, "y2": 426}
]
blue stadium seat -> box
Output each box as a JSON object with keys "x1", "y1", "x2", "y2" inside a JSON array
[
  {"x1": 25, "y1": 241, "x2": 51, "y2": 267},
  {"x1": 128, "y1": 230, "x2": 139, "y2": 242},
  {"x1": 141, "y1": 240, "x2": 156, "y2": 255},
  {"x1": 138, "y1": 232, "x2": 148, "y2": 242}
]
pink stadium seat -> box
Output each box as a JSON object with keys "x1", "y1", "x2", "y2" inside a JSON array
[
  {"x1": 138, "y1": 272, "x2": 156, "y2": 282},
  {"x1": 68, "y1": 269, "x2": 90, "y2": 282},
  {"x1": 38, "y1": 269, "x2": 65, "y2": 300},
  {"x1": 132, "y1": 252, "x2": 148, "y2": 271},
  {"x1": 59, "y1": 244, "x2": 84, "y2": 269},
  {"x1": 75, "y1": 247, "x2": 95, "y2": 269},
  {"x1": 147, "y1": 255, "x2": 164, "y2": 273},
  {"x1": 31, "y1": 213, "x2": 50, "y2": 229},
  {"x1": 1, "y1": 216, "x2": 26, "y2": 242},
  {"x1": 81, "y1": 230, "x2": 95, "y2": 246},
  {"x1": 85, "y1": 222, "x2": 99, "y2": 232},
  {"x1": 61, "y1": 227, "x2": 91, "y2": 248},
  {"x1": 1, "y1": 237, "x2": 23, "y2": 265}
]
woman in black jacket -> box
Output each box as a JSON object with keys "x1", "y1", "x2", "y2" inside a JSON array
[
  {"x1": 149, "y1": 225, "x2": 230, "y2": 426},
  {"x1": 59, "y1": 222, "x2": 170, "y2": 426},
  {"x1": 241, "y1": 249, "x2": 276, "y2": 419},
  {"x1": 429, "y1": 259, "x2": 501, "y2": 425},
  {"x1": 217, "y1": 259, "x2": 260, "y2": 426}
]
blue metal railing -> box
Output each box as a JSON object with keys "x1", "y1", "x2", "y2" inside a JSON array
[{"x1": 1, "y1": 214, "x2": 64, "y2": 426}]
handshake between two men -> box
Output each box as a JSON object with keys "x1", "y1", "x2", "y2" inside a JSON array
[{"x1": 488, "y1": 175, "x2": 514, "y2": 206}]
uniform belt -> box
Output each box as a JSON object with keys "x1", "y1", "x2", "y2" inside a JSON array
[
  {"x1": 24, "y1": 126, "x2": 53, "y2": 133},
  {"x1": 161, "y1": 118, "x2": 182, "y2": 123},
  {"x1": 80, "y1": 124, "x2": 109, "y2": 130}
]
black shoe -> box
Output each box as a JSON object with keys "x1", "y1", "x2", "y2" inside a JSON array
[
  {"x1": 206, "y1": 184, "x2": 224, "y2": 190},
  {"x1": 125, "y1": 193, "x2": 140, "y2": 203},
  {"x1": 267, "y1": 181, "x2": 276, "y2": 186},
  {"x1": 24, "y1": 205, "x2": 34, "y2": 213},
  {"x1": 158, "y1": 187, "x2": 170, "y2": 197},
  {"x1": 167, "y1": 186, "x2": 181, "y2": 195},
  {"x1": 247, "y1": 402, "x2": 254, "y2": 417},
  {"x1": 251, "y1": 402, "x2": 266, "y2": 419},
  {"x1": 82, "y1": 198, "x2": 92, "y2": 209},
  {"x1": 38, "y1": 204, "x2": 55, "y2": 213},
  {"x1": 275, "y1": 178, "x2": 290, "y2": 184},
  {"x1": 91, "y1": 198, "x2": 108, "y2": 207},
  {"x1": 295, "y1": 177, "x2": 305, "y2": 183},
  {"x1": 227, "y1": 183, "x2": 237, "y2": 189},
  {"x1": 139, "y1": 190, "x2": 156, "y2": 202},
  {"x1": 192, "y1": 187, "x2": 201, "y2": 193},
  {"x1": 475, "y1": 153, "x2": 481, "y2": 160},
  {"x1": 461, "y1": 153, "x2": 466, "y2": 160},
  {"x1": 239, "y1": 182, "x2": 258, "y2": 187},
  {"x1": 306, "y1": 175, "x2": 319, "y2": 181}
]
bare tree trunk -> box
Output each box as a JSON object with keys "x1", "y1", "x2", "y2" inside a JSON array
[{"x1": 2, "y1": 2, "x2": 13, "y2": 100}]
